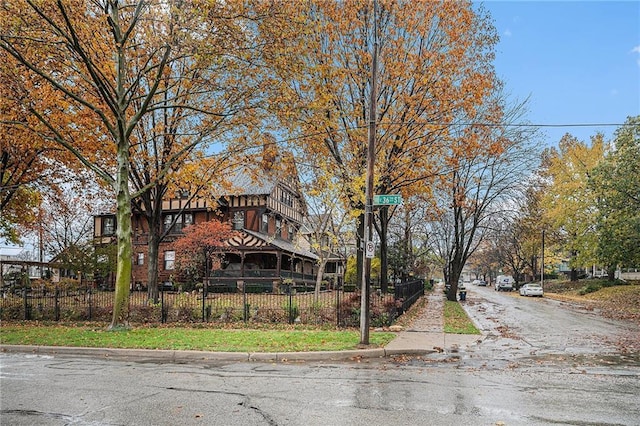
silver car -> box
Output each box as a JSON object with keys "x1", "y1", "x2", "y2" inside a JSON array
[{"x1": 519, "y1": 283, "x2": 544, "y2": 297}]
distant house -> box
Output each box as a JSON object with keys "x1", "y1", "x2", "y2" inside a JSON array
[
  {"x1": 94, "y1": 161, "x2": 320, "y2": 292},
  {"x1": 299, "y1": 213, "x2": 352, "y2": 289}
]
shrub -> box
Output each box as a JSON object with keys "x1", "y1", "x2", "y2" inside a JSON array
[{"x1": 579, "y1": 282, "x2": 602, "y2": 295}]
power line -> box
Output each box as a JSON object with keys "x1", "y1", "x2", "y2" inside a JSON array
[
  {"x1": 271, "y1": 121, "x2": 631, "y2": 144},
  {"x1": 201, "y1": 120, "x2": 633, "y2": 159}
]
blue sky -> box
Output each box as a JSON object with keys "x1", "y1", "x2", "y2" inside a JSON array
[{"x1": 479, "y1": 1, "x2": 640, "y2": 146}]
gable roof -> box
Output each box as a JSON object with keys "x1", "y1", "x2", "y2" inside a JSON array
[{"x1": 223, "y1": 166, "x2": 278, "y2": 196}]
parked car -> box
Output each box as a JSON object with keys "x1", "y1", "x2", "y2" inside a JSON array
[
  {"x1": 495, "y1": 275, "x2": 514, "y2": 291},
  {"x1": 519, "y1": 283, "x2": 544, "y2": 297}
]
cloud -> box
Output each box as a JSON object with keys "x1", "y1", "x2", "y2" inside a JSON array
[{"x1": 504, "y1": 29, "x2": 512, "y2": 37}]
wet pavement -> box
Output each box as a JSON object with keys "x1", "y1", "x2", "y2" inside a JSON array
[
  {"x1": 2, "y1": 284, "x2": 639, "y2": 425},
  {"x1": 390, "y1": 284, "x2": 640, "y2": 373}
]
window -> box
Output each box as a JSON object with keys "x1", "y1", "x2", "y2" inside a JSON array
[
  {"x1": 163, "y1": 214, "x2": 174, "y2": 233},
  {"x1": 182, "y1": 213, "x2": 193, "y2": 228},
  {"x1": 288, "y1": 224, "x2": 295, "y2": 241},
  {"x1": 261, "y1": 213, "x2": 269, "y2": 233},
  {"x1": 137, "y1": 253, "x2": 144, "y2": 265},
  {"x1": 165, "y1": 213, "x2": 193, "y2": 233},
  {"x1": 164, "y1": 251, "x2": 175, "y2": 270},
  {"x1": 102, "y1": 216, "x2": 115, "y2": 236},
  {"x1": 280, "y1": 190, "x2": 293, "y2": 207},
  {"x1": 275, "y1": 218, "x2": 282, "y2": 238},
  {"x1": 233, "y1": 211, "x2": 245, "y2": 230}
]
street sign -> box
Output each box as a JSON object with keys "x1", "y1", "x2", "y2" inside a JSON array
[
  {"x1": 373, "y1": 194, "x2": 402, "y2": 205},
  {"x1": 365, "y1": 240, "x2": 375, "y2": 258}
]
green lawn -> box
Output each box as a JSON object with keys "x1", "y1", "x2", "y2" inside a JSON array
[
  {"x1": 443, "y1": 301, "x2": 480, "y2": 334},
  {"x1": 0, "y1": 323, "x2": 396, "y2": 352}
]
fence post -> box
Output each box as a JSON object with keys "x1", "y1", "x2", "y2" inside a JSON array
[
  {"x1": 336, "y1": 288, "x2": 340, "y2": 327},
  {"x1": 161, "y1": 287, "x2": 166, "y2": 324},
  {"x1": 88, "y1": 288, "x2": 92, "y2": 320},
  {"x1": 55, "y1": 287, "x2": 60, "y2": 321},
  {"x1": 23, "y1": 287, "x2": 29, "y2": 320},
  {"x1": 202, "y1": 284, "x2": 206, "y2": 323},
  {"x1": 243, "y1": 290, "x2": 248, "y2": 323},
  {"x1": 288, "y1": 290, "x2": 293, "y2": 324}
]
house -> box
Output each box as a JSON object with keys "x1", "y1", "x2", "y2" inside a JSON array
[
  {"x1": 94, "y1": 160, "x2": 320, "y2": 292},
  {"x1": 299, "y1": 213, "x2": 353, "y2": 289}
]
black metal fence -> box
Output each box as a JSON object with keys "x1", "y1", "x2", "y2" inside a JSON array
[{"x1": 1, "y1": 279, "x2": 426, "y2": 327}]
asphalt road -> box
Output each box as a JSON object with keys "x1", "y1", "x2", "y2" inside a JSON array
[{"x1": 1, "y1": 286, "x2": 639, "y2": 426}]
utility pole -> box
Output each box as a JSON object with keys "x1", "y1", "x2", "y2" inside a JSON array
[
  {"x1": 360, "y1": 0, "x2": 378, "y2": 345},
  {"x1": 541, "y1": 229, "x2": 545, "y2": 288}
]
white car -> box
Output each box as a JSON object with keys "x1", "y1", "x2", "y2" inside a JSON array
[{"x1": 519, "y1": 283, "x2": 544, "y2": 297}]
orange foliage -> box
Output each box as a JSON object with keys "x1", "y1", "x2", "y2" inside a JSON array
[
  {"x1": 260, "y1": 0, "x2": 502, "y2": 210},
  {"x1": 173, "y1": 220, "x2": 239, "y2": 272}
]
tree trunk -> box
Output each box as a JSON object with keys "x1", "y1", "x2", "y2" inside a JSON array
[
  {"x1": 146, "y1": 230, "x2": 160, "y2": 304},
  {"x1": 570, "y1": 267, "x2": 578, "y2": 282},
  {"x1": 446, "y1": 251, "x2": 463, "y2": 301},
  {"x1": 109, "y1": 147, "x2": 133, "y2": 330},
  {"x1": 314, "y1": 258, "x2": 327, "y2": 303}
]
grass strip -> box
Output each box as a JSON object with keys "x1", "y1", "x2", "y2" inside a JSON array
[
  {"x1": 0, "y1": 324, "x2": 396, "y2": 352},
  {"x1": 443, "y1": 301, "x2": 480, "y2": 334}
]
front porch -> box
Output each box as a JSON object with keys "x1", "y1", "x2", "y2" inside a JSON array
[{"x1": 209, "y1": 236, "x2": 320, "y2": 293}]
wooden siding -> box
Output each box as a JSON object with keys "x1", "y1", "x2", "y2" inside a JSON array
[
  {"x1": 267, "y1": 185, "x2": 303, "y2": 223},
  {"x1": 161, "y1": 197, "x2": 214, "y2": 211}
]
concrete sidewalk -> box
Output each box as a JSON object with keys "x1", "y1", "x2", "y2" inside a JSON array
[
  {"x1": 1, "y1": 286, "x2": 482, "y2": 363},
  {"x1": 384, "y1": 285, "x2": 482, "y2": 355}
]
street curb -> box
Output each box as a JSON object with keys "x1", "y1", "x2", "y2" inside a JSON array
[{"x1": 0, "y1": 345, "x2": 435, "y2": 363}]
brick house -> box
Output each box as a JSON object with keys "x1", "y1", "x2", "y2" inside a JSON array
[{"x1": 94, "y1": 163, "x2": 320, "y2": 292}]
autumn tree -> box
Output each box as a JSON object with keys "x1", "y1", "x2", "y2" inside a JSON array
[
  {"x1": 590, "y1": 116, "x2": 640, "y2": 276},
  {"x1": 540, "y1": 133, "x2": 606, "y2": 281},
  {"x1": 127, "y1": 0, "x2": 274, "y2": 303},
  {"x1": 481, "y1": 182, "x2": 551, "y2": 283},
  {"x1": 32, "y1": 181, "x2": 108, "y2": 274},
  {"x1": 173, "y1": 219, "x2": 238, "y2": 287},
  {"x1": 428, "y1": 93, "x2": 540, "y2": 300},
  {"x1": 0, "y1": 1, "x2": 271, "y2": 329},
  {"x1": 300, "y1": 169, "x2": 355, "y2": 301},
  {"x1": 260, "y1": 1, "x2": 502, "y2": 294},
  {"x1": 386, "y1": 201, "x2": 438, "y2": 282},
  {"x1": 0, "y1": 58, "x2": 85, "y2": 244}
]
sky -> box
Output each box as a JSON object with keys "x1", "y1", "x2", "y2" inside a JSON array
[
  {"x1": 478, "y1": 0, "x2": 640, "y2": 146},
  {"x1": 2, "y1": 1, "x2": 639, "y2": 257}
]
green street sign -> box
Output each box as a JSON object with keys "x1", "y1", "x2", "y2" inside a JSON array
[{"x1": 373, "y1": 194, "x2": 402, "y2": 205}]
